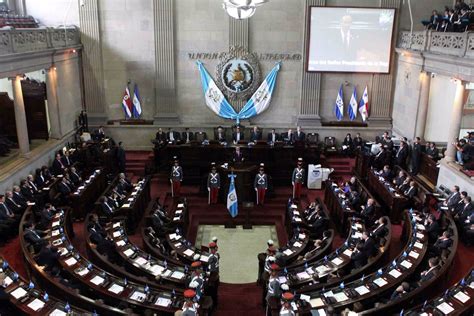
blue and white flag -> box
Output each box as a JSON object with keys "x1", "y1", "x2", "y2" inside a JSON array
[
  {"x1": 238, "y1": 62, "x2": 281, "y2": 122},
  {"x1": 197, "y1": 61, "x2": 238, "y2": 120},
  {"x1": 359, "y1": 85, "x2": 369, "y2": 122},
  {"x1": 334, "y1": 85, "x2": 344, "y2": 121},
  {"x1": 227, "y1": 174, "x2": 238, "y2": 218},
  {"x1": 132, "y1": 84, "x2": 142, "y2": 118},
  {"x1": 348, "y1": 87, "x2": 358, "y2": 121}
]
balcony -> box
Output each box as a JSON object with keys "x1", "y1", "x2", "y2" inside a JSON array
[
  {"x1": 0, "y1": 26, "x2": 80, "y2": 56},
  {"x1": 398, "y1": 30, "x2": 474, "y2": 58}
]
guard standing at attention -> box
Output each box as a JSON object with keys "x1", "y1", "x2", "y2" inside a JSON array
[
  {"x1": 254, "y1": 163, "x2": 268, "y2": 206},
  {"x1": 207, "y1": 241, "x2": 220, "y2": 307},
  {"x1": 170, "y1": 156, "x2": 183, "y2": 197},
  {"x1": 207, "y1": 163, "x2": 220, "y2": 205},
  {"x1": 292, "y1": 158, "x2": 305, "y2": 199}
]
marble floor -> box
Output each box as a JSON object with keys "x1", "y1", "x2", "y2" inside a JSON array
[{"x1": 195, "y1": 225, "x2": 279, "y2": 284}]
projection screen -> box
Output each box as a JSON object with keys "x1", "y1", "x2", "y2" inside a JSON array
[{"x1": 307, "y1": 7, "x2": 396, "y2": 73}]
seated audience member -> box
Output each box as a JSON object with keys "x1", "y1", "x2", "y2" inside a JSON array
[
  {"x1": 349, "y1": 191, "x2": 361, "y2": 210},
  {"x1": 116, "y1": 173, "x2": 132, "y2": 195},
  {"x1": 424, "y1": 214, "x2": 440, "y2": 244},
  {"x1": 267, "y1": 128, "x2": 279, "y2": 143},
  {"x1": 372, "y1": 147, "x2": 391, "y2": 170},
  {"x1": 0, "y1": 195, "x2": 20, "y2": 226},
  {"x1": 295, "y1": 126, "x2": 305, "y2": 142},
  {"x1": 283, "y1": 128, "x2": 294, "y2": 144},
  {"x1": 12, "y1": 185, "x2": 29, "y2": 208},
  {"x1": 360, "y1": 198, "x2": 376, "y2": 225},
  {"x1": 150, "y1": 209, "x2": 174, "y2": 237},
  {"x1": 93, "y1": 126, "x2": 106, "y2": 141},
  {"x1": 419, "y1": 257, "x2": 440, "y2": 284},
  {"x1": 426, "y1": 142, "x2": 440, "y2": 160},
  {"x1": 379, "y1": 165, "x2": 393, "y2": 181},
  {"x1": 88, "y1": 221, "x2": 120, "y2": 263},
  {"x1": 299, "y1": 239, "x2": 324, "y2": 261},
  {"x1": 155, "y1": 127, "x2": 167, "y2": 146},
  {"x1": 371, "y1": 217, "x2": 388, "y2": 243},
  {"x1": 404, "y1": 181, "x2": 418, "y2": 199},
  {"x1": 99, "y1": 196, "x2": 115, "y2": 216},
  {"x1": 393, "y1": 170, "x2": 406, "y2": 187},
  {"x1": 351, "y1": 242, "x2": 368, "y2": 269},
  {"x1": 23, "y1": 222, "x2": 46, "y2": 252},
  {"x1": 307, "y1": 209, "x2": 327, "y2": 238},
  {"x1": 361, "y1": 231, "x2": 377, "y2": 257},
  {"x1": 215, "y1": 126, "x2": 226, "y2": 142},
  {"x1": 61, "y1": 150, "x2": 73, "y2": 168},
  {"x1": 303, "y1": 201, "x2": 317, "y2": 218},
  {"x1": 341, "y1": 133, "x2": 353, "y2": 156},
  {"x1": 424, "y1": 10, "x2": 441, "y2": 30},
  {"x1": 232, "y1": 126, "x2": 244, "y2": 144},
  {"x1": 38, "y1": 203, "x2": 56, "y2": 230},
  {"x1": 430, "y1": 230, "x2": 453, "y2": 257},
  {"x1": 4, "y1": 190, "x2": 24, "y2": 215},
  {"x1": 250, "y1": 126, "x2": 262, "y2": 142},
  {"x1": 20, "y1": 179, "x2": 35, "y2": 202},
  {"x1": 69, "y1": 166, "x2": 82, "y2": 186},
  {"x1": 182, "y1": 128, "x2": 194, "y2": 143},
  {"x1": 57, "y1": 176, "x2": 72, "y2": 202},
  {"x1": 52, "y1": 153, "x2": 66, "y2": 176},
  {"x1": 167, "y1": 128, "x2": 181, "y2": 144},
  {"x1": 36, "y1": 244, "x2": 61, "y2": 276},
  {"x1": 390, "y1": 282, "x2": 410, "y2": 300},
  {"x1": 381, "y1": 131, "x2": 394, "y2": 151},
  {"x1": 353, "y1": 133, "x2": 363, "y2": 150}
]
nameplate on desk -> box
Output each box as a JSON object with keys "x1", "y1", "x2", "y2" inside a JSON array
[
  {"x1": 292, "y1": 210, "x2": 300, "y2": 215},
  {"x1": 294, "y1": 217, "x2": 302, "y2": 222},
  {"x1": 58, "y1": 248, "x2": 68, "y2": 256},
  {"x1": 290, "y1": 205, "x2": 297, "y2": 209},
  {"x1": 122, "y1": 203, "x2": 131, "y2": 208},
  {"x1": 352, "y1": 232, "x2": 362, "y2": 239},
  {"x1": 131, "y1": 192, "x2": 137, "y2": 196},
  {"x1": 175, "y1": 210, "x2": 183, "y2": 215},
  {"x1": 294, "y1": 241, "x2": 302, "y2": 248},
  {"x1": 52, "y1": 230, "x2": 60, "y2": 237},
  {"x1": 173, "y1": 217, "x2": 180, "y2": 221},
  {"x1": 52, "y1": 239, "x2": 63, "y2": 246},
  {"x1": 155, "y1": 297, "x2": 172, "y2": 307},
  {"x1": 436, "y1": 302, "x2": 455, "y2": 314},
  {"x1": 130, "y1": 290, "x2": 146, "y2": 302},
  {"x1": 108, "y1": 283, "x2": 124, "y2": 294},
  {"x1": 373, "y1": 277, "x2": 388, "y2": 287},
  {"x1": 10, "y1": 287, "x2": 27, "y2": 299},
  {"x1": 416, "y1": 233, "x2": 425, "y2": 239},
  {"x1": 298, "y1": 233, "x2": 306, "y2": 240},
  {"x1": 177, "y1": 203, "x2": 185, "y2": 208},
  {"x1": 169, "y1": 233, "x2": 178, "y2": 240},
  {"x1": 113, "y1": 231, "x2": 122, "y2": 238},
  {"x1": 52, "y1": 221, "x2": 60, "y2": 227},
  {"x1": 355, "y1": 285, "x2": 370, "y2": 295},
  {"x1": 3, "y1": 276, "x2": 12, "y2": 287},
  {"x1": 27, "y1": 298, "x2": 45, "y2": 311},
  {"x1": 453, "y1": 291, "x2": 470, "y2": 303},
  {"x1": 416, "y1": 224, "x2": 425, "y2": 231}
]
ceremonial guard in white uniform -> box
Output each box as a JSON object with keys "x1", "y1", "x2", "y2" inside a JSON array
[
  {"x1": 170, "y1": 157, "x2": 183, "y2": 197},
  {"x1": 254, "y1": 163, "x2": 268, "y2": 206},
  {"x1": 207, "y1": 163, "x2": 220, "y2": 204},
  {"x1": 292, "y1": 158, "x2": 305, "y2": 199}
]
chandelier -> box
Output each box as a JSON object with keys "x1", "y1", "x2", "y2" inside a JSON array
[{"x1": 223, "y1": 0, "x2": 269, "y2": 20}]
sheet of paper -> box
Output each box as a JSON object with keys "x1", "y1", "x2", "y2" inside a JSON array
[
  {"x1": 333, "y1": 292, "x2": 349, "y2": 302},
  {"x1": 174, "y1": 242, "x2": 182, "y2": 248},
  {"x1": 453, "y1": 291, "x2": 470, "y2": 304},
  {"x1": 130, "y1": 291, "x2": 146, "y2": 302},
  {"x1": 113, "y1": 222, "x2": 121, "y2": 228},
  {"x1": 316, "y1": 309, "x2": 327, "y2": 316},
  {"x1": 113, "y1": 231, "x2": 121, "y2": 238},
  {"x1": 355, "y1": 285, "x2": 370, "y2": 295},
  {"x1": 416, "y1": 233, "x2": 425, "y2": 239},
  {"x1": 64, "y1": 257, "x2": 77, "y2": 266},
  {"x1": 200, "y1": 255, "x2": 209, "y2": 263},
  {"x1": 52, "y1": 230, "x2": 60, "y2": 236},
  {"x1": 278, "y1": 276, "x2": 287, "y2": 284},
  {"x1": 171, "y1": 271, "x2": 185, "y2": 279},
  {"x1": 283, "y1": 249, "x2": 294, "y2": 256},
  {"x1": 416, "y1": 224, "x2": 425, "y2": 230},
  {"x1": 323, "y1": 291, "x2": 334, "y2": 298},
  {"x1": 52, "y1": 221, "x2": 60, "y2": 227},
  {"x1": 389, "y1": 269, "x2": 402, "y2": 278},
  {"x1": 309, "y1": 297, "x2": 325, "y2": 308},
  {"x1": 343, "y1": 249, "x2": 353, "y2": 256},
  {"x1": 299, "y1": 233, "x2": 306, "y2": 240},
  {"x1": 76, "y1": 268, "x2": 89, "y2": 276},
  {"x1": 177, "y1": 203, "x2": 185, "y2": 208},
  {"x1": 175, "y1": 210, "x2": 182, "y2": 215},
  {"x1": 294, "y1": 217, "x2": 302, "y2": 222},
  {"x1": 148, "y1": 264, "x2": 165, "y2": 276},
  {"x1": 162, "y1": 269, "x2": 172, "y2": 277},
  {"x1": 352, "y1": 232, "x2": 362, "y2": 239},
  {"x1": 3, "y1": 276, "x2": 12, "y2": 287},
  {"x1": 183, "y1": 249, "x2": 194, "y2": 257},
  {"x1": 296, "y1": 271, "x2": 310, "y2": 280},
  {"x1": 373, "y1": 278, "x2": 388, "y2": 287},
  {"x1": 436, "y1": 302, "x2": 454, "y2": 314},
  {"x1": 409, "y1": 251, "x2": 419, "y2": 259},
  {"x1": 169, "y1": 233, "x2": 177, "y2": 240},
  {"x1": 27, "y1": 298, "x2": 45, "y2": 311},
  {"x1": 155, "y1": 297, "x2": 172, "y2": 307},
  {"x1": 173, "y1": 217, "x2": 180, "y2": 221},
  {"x1": 134, "y1": 257, "x2": 148, "y2": 266},
  {"x1": 414, "y1": 242, "x2": 423, "y2": 249},
  {"x1": 300, "y1": 294, "x2": 311, "y2": 303},
  {"x1": 123, "y1": 248, "x2": 135, "y2": 257},
  {"x1": 90, "y1": 275, "x2": 105, "y2": 285},
  {"x1": 400, "y1": 260, "x2": 412, "y2": 269},
  {"x1": 315, "y1": 265, "x2": 330, "y2": 275},
  {"x1": 116, "y1": 240, "x2": 126, "y2": 247},
  {"x1": 294, "y1": 241, "x2": 302, "y2": 248},
  {"x1": 10, "y1": 287, "x2": 27, "y2": 299},
  {"x1": 49, "y1": 309, "x2": 67, "y2": 316},
  {"x1": 331, "y1": 257, "x2": 344, "y2": 266},
  {"x1": 108, "y1": 283, "x2": 124, "y2": 294}
]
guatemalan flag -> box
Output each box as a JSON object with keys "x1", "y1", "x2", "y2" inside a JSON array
[
  {"x1": 132, "y1": 84, "x2": 142, "y2": 118},
  {"x1": 334, "y1": 85, "x2": 344, "y2": 121},
  {"x1": 227, "y1": 174, "x2": 238, "y2": 218},
  {"x1": 197, "y1": 61, "x2": 238, "y2": 120},
  {"x1": 121, "y1": 85, "x2": 133, "y2": 119},
  {"x1": 359, "y1": 85, "x2": 369, "y2": 122},
  {"x1": 237, "y1": 62, "x2": 281, "y2": 123},
  {"x1": 348, "y1": 87, "x2": 358, "y2": 121}
]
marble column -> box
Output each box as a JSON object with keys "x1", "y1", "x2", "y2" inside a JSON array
[
  {"x1": 10, "y1": 75, "x2": 30, "y2": 156},
  {"x1": 414, "y1": 72, "x2": 431, "y2": 140},
  {"x1": 45, "y1": 67, "x2": 62, "y2": 139},
  {"x1": 78, "y1": 0, "x2": 106, "y2": 120},
  {"x1": 445, "y1": 80, "x2": 465, "y2": 161},
  {"x1": 153, "y1": 0, "x2": 179, "y2": 124},
  {"x1": 298, "y1": 0, "x2": 325, "y2": 127}
]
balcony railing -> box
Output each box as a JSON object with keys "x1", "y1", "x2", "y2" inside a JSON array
[
  {"x1": 0, "y1": 26, "x2": 80, "y2": 56},
  {"x1": 398, "y1": 30, "x2": 474, "y2": 58}
]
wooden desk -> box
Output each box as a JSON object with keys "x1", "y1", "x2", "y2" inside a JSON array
[
  {"x1": 156, "y1": 143, "x2": 319, "y2": 186},
  {"x1": 367, "y1": 170, "x2": 408, "y2": 224},
  {"x1": 419, "y1": 153, "x2": 440, "y2": 187},
  {"x1": 70, "y1": 168, "x2": 106, "y2": 220},
  {"x1": 354, "y1": 149, "x2": 371, "y2": 180},
  {"x1": 324, "y1": 181, "x2": 357, "y2": 234}
]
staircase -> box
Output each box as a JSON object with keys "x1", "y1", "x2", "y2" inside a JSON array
[
  {"x1": 214, "y1": 283, "x2": 265, "y2": 316},
  {"x1": 321, "y1": 155, "x2": 356, "y2": 181},
  {"x1": 125, "y1": 151, "x2": 153, "y2": 177}
]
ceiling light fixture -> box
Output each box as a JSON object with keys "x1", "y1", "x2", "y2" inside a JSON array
[{"x1": 223, "y1": 0, "x2": 269, "y2": 20}]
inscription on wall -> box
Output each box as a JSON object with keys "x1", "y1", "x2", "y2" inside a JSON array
[{"x1": 188, "y1": 46, "x2": 301, "y2": 61}]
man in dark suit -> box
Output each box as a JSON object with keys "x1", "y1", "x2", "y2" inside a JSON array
[
  {"x1": 425, "y1": 142, "x2": 440, "y2": 160},
  {"x1": 69, "y1": 166, "x2": 82, "y2": 186},
  {"x1": 411, "y1": 137, "x2": 422, "y2": 175},
  {"x1": 61, "y1": 151, "x2": 73, "y2": 168},
  {"x1": 232, "y1": 126, "x2": 244, "y2": 144},
  {"x1": 430, "y1": 231, "x2": 453, "y2": 256},
  {"x1": 155, "y1": 128, "x2": 167, "y2": 145},
  {"x1": 282, "y1": 129, "x2": 295, "y2": 144},
  {"x1": 58, "y1": 177, "x2": 72, "y2": 202},
  {"x1": 349, "y1": 191, "x2": 361, "y2": 210},
  {"x1": 38, "y1": 204, "x2": 55, "y2": 230},
  {"x1": 456, "y1": 196, "x2": 473, "y2": 224},
  {"x1": 12, "y1": 186, "x2": 29, "y2": 208},
  {"x1": 438, "y1": 185, "x2": 461, "y2": 213},
  {"x1": 232, "y1": 147, "x2": 245, "y2": 163},
  {"x1": 351, "y1": 242, "x2": 368, "y2": 269},
  {"x1": 395, "y1": 141, "x2": 409, "y2": 169},
  {"x1": 52, "y1": 153, "x2": 66, "y2": 176},
  {"x1": 20, "y1": 179, "x2": 35, "y2": 201},
  {"x1": 381, "y1": 132, "x2": 394, "y2": 151},
  {"x1": 150, "y1": 210, "x2": 174, "y2": 237},
  {"x1": 167, "y1": 128, "x2": 181, "y2": 143},
  {"x1": 250, "y1": 126, "x2": 262, "y2": 142},
  {"x1": 182, "y1": 128, "x2": 194, "y2": 143},
  {"x1": 99, "y1": 196, "x2": 114, "y2": 216},
  {"x1": 4, "y1": 191, "x2": 23, "y2": 215},
  {"x1": 379, "y1": 165, "x2": 393, "y2": 181},
  {"x1": 360, "y1": 198, "x2": 375, "y2": 225},
  {"x1": 307, "y1": 210, "x2": 327, "y2": 238},
  {"x1": 361, "y1": 231, "x2": 377, "y2": 257},
  {"x1": 23, "y1": 222, "x2": 46, "y2": 252},
  {"x1": 373, "y1": 146, "x2": 391, "y2": 170},
  {"x1": 37, "y1": 244, "x2": 61, "y2": 275},
  {"x1": 424, "y1": 215, "x2": 440, "y2": 244},
  {"x1": 267, "y1": 129, "x2": 279, "y2": 143},
  {"x1": 393, "y1": 170, "x2": 406, "y2": 188},
  {"x1": 0, "y1": 195, "x2": 19, "y2": 226},
  {"x1": 353, "y1": 133, "x2": 363, "y2": 150},
  {"x1": 419, "y1": 257, "x2": 440, "y2": 284},
  {"x1": 215, "y1": 126, "x2": 226, "y2": 142},
  {"x1": 116, "y1": 141, "x2": 126, "y2": 173},
  {"x1": 295, "y1": 126, "x2": 305, "y2": 142},
  {"x1": 404, "y1": 181, "x2": 418, "y2": 200},
  {"x1": 117, "y1": 173, "x2": 132, "y2": 196}
]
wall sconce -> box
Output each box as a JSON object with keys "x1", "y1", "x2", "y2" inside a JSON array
[{"x1": 431, "y1": 73, "x2": 436, "y2": 78}]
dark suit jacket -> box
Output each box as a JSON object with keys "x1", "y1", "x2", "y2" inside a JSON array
[
  {"x1": 181, "y1": 131, "x2": 195, "y2": 142},
  {"x1": 21, "y1": 186, "x2": 35, "y2": 201},
  {"x1": 295, "y1": 132, "x2": 306, "y2": 142},
  {"x1": 362, "y1": 237, "x2": 377, "y2": 257},
  {"x1": 420, "y1": 267, "x2": 439, "y2": 282},
  {"x1": 0, "y1": 204, "x2": 13, "y2": 220},
  {"x1": 351, "y1": 250, "x2": 368, "y2": 269},
  {"x1": 250, "y1": 131, "x2": 262, "y2": 142},
  {"x1": 24, "y1": 229, "x2": 43, "y2": 246},
  {"x1": 61, "y1": 156, "x2": 73, "y2": 168},
  {"x1": 5, "y1": 198, "x2": 22, "y2": 214},
  {"x1": 396, "y1": 146, "x2": 409, "y2": 166},
  {"x1": 13, "y1": 192, "x2": 28, "y2": 207},
  {"x1": 167, "y1": 131, "x2": 181, "y2": 142},
  {"x1": 405, "y1": 186, "x2": 418, "y2": 199},
  {"x1": 58, "y1": 182, "x2": 72, "y2": 195},
  {"x1": 425, "y1": 221, "x2": 440, "y2": 244},
  {"x1": 70, "y1": 172, "x2": 81, "y2": 186},
  {"x1": 267, "y1": 132, "x2": 280, "y2": 143},
  {"x1": 361, "y1": 204, "x2": 375, "y2": 220},
  {"x1": 232, "y1": 132, "x2": 245, "y2": 142},
  {"x1": 232, "y1": 152, "x2": 244, "y2": 163},
  {"x1": 371, "y1": 224, "x2": 388, "y2": 241},
  {"x1": 155, "y1": 132, "x2": 167, "y2": 142},
  {"x1": 281, "y1": 132, "x2": 295, "y2": 143},
  {"x1": 52, "y1": 159, "x2": 65, "y2": 175}
]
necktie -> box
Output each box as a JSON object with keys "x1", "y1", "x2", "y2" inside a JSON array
[{"x1": 2, "y1": 204, "x2": 12, "y2": 216}]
